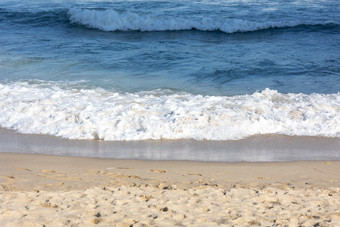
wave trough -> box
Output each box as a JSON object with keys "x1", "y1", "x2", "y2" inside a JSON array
[{"x1": 1, "y1": 81, "x2": 339, "y2": 141}]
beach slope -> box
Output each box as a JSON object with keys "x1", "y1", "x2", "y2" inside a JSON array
[{"x1": 1, "y1": 153, "x2": 340, "y2": 226}]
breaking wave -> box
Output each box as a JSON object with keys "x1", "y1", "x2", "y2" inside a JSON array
[
  {"x1": 67, "y1": 8, "x2": 339, "y2": 33},
  {"x1": 1, "y1": 81, "x2": 340, "y2": 141}
]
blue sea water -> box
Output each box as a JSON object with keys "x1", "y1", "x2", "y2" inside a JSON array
[{"x1": 0, "y1": 0, "x2": 340, "y2": 142}]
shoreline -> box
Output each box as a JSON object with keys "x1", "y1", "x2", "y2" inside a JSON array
[
  {"x1": 1, "y1": 128, "x2": 340, "y2": 162},
  {"x1": 1, "y1": 153, "x2": 340, "y2": 226}
]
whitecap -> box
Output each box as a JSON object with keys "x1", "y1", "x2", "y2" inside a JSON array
[{"x1": 67, "y1": 8, "x2": 339, "y2": 33}]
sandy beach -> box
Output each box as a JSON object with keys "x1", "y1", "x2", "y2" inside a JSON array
[
  {"x1": 1, "y1": 0, "x2": 340, "y2": 226},
  {"x1": 0, "y1": 153, "x2": 340, "y2": 226}
]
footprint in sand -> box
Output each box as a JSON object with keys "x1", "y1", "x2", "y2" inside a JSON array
[
  {"x1": 186, "y1": 173, "x2": 203, "y2": 176},
  {"x1": 16, "y1": 167, "x2": 32, "y2": 171},
  {"x1": 150, "y1": 169, "x2": 166, "y2": 173},
  {"x1": 41, "y1": 170, "x2": 56, "y2": 173}
]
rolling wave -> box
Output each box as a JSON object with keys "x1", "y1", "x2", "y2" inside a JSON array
[
  {"x1": 67, "y1": 8, "x2": 339, "y2": 33},
  {"x1": 2, "y1": 7, "x2": 338, "y2": 33}
]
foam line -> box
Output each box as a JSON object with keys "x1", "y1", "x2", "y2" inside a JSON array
[{"x1": 1, "y1": 81, "x2": 339, "y2": 141}]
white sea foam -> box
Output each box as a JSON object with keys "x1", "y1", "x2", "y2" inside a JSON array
[
  {"x1": 0, "y1": 81, "x2": 340, "y2": 141},
  {"x1": 67, "y1": 8, "x2": 337, "y2": 33}
]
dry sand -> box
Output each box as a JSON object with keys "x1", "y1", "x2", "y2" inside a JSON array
[{"x1": 1, "y1": 153, "x2": 340, "y2": 226}]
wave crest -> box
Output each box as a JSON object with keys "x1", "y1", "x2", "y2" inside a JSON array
[{"x1": 67, "y1": 8, "x2": 338, "y2": 33}]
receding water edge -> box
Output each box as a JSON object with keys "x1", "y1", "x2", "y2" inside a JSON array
[{"x1": 1, "y1": 128, "x2": 339, "y2": 162}]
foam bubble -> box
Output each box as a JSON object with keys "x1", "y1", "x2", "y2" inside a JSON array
[
  {"x1": 67, "y1": 8, "x2": 338, "y2": 33},
  {"x1": 0, "y1": 81, "x2": 340, "y2": 141}
]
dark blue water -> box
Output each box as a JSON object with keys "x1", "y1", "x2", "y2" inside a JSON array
[
  {"x1": 0, "y1": 0, "x2": 340, "y2": 141},
  {"x1": 1, "y1": 0, "x2": 340, "y2": 95}
]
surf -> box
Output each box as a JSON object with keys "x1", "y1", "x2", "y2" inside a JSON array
[{"x1": 1, "y1": 81, "x2": 339, "y2": 141}]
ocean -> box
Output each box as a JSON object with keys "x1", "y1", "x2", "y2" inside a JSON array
[{"x1": 0, "y1": 0, "x2": 339, "y2": 161}]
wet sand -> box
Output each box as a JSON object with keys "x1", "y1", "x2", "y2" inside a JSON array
[
  {"x1": 1, "y1": 128, "x2": 340, "y2": 162},
  {"x1": 1, "y1": 153, "x2": 340, "y2": 226}
]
